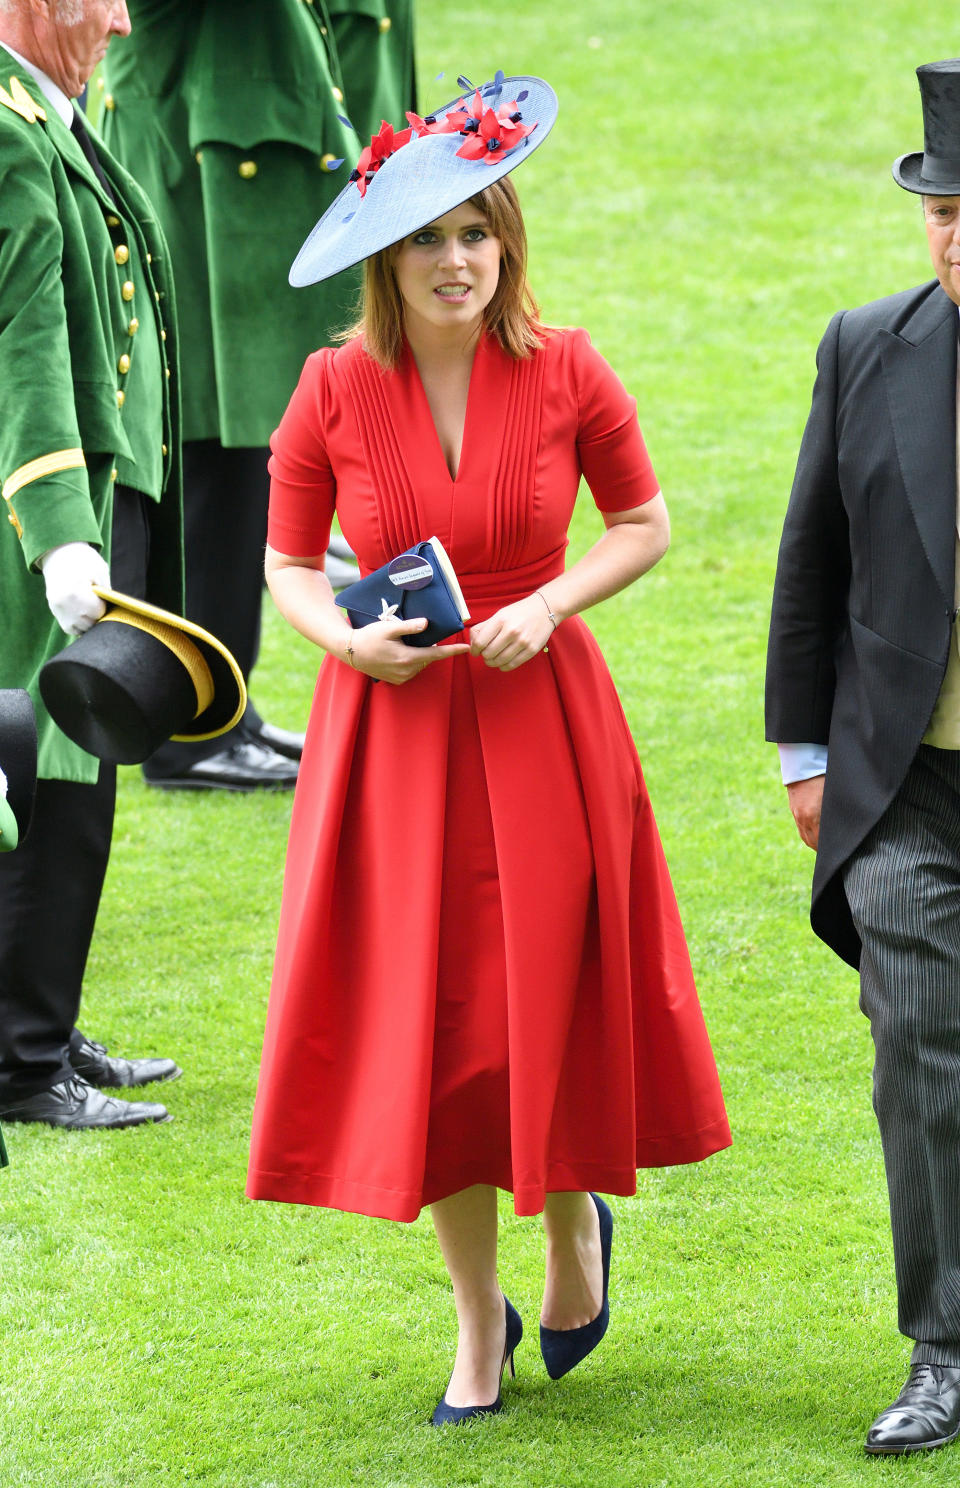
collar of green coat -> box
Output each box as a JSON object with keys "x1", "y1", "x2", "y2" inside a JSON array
[
  {"x1": 49, "y1": 109, "x2": 119, "y2": 218},
  {"x1": 0, "y1": 47, "x2": 117, "y2": 216}
]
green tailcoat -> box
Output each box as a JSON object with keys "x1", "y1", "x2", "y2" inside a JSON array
[
  {"x1": 329, "y1": 0, "x2": 416, "y2": 144},
  {"x1": 0, "y1": 52, "x2": 183, "y2": 783},
  {"x1": 100, "y1": 0, "x2": 412, "y2": 449}
]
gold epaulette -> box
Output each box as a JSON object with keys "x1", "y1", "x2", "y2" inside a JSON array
[{"x1": 0, "y1": 77, "x2": 47, "y2": 125}]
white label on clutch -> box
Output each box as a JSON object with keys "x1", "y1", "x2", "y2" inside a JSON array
[{"x1": 388, "y1": 557, "x2": 433, "y2": 588}]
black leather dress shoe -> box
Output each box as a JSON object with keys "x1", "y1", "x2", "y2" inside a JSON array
[
  {"x1": 0, "y1": 1075, "x2": 171, "y2": 1128},
  {"x1": 144, "y1": 738, "x2": 298, "y2": 791},
  {"x1": 865, "y1": 1363, "x2": 960, "y2": 1454},
  {"x1": 251, "y1": 720, "x2": 306, "y2": 761},
  {"x1": 69, "y1": 1035, "x2": 181, "y2": 1089}
]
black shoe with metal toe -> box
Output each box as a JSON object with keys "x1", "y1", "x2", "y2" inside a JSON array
[
  {"x1": 144, "y1": 738, "x2": 298, "y2": 791},
  {"x1": 865, "y1": 1364, "x2": 960, "y2": 1455},
  {"x1": 69, "y1": 1034, "x2": 181, "y2": 1089},
  {"x1": 251, "y1": 720, "x2": 306, "y2": 761},
  {"x1": 0, "y1": 1076, "x2": 171, "y2": 1128}
]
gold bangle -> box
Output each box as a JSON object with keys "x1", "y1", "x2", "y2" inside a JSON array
[{"x1": 535, "y1": 590, "x2": 559, "y2": 630}]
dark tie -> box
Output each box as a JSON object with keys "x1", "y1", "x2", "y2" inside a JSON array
[{"x1": 70, "y1": 109, "x2": 116, "y2": 203}]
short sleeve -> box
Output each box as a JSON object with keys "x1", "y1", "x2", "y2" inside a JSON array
[
  {"x1": 266, "y1": 348, "x2": 337, "y2": 557},
  {"x1": 570, "y1": 329, "x2": 659, "y2": 512}
]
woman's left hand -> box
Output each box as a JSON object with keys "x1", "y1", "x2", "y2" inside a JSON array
[{"x1": 469, "y1": 595, "x2": 556, "y2": 671}]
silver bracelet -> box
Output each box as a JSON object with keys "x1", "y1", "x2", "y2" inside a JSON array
[{"x1": 535, "y1": 590, "x2": 559, "y2": 630}]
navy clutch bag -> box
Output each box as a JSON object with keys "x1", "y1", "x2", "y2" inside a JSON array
[{"x1": 334, "y1": 537, "x2": 471, "y2": 648}]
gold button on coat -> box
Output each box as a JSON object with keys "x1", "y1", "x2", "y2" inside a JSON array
[
  {"x1": 121, "y1": 280, "x2": 135, "y2": 301},
  {"x1": 160, "y1": 328, "x2": 167, "y2": 340},
  {"x1": 110, "y1": 467, "x2": 118, "y2": 481},
  {"x1": 238, "y1": 159, "x2": 257, "y2": 179},
  {"x1": 106, "y1": 214, "x2": 119, "y2": 227},
  {"x1": 162, "y1": 444, "x2": 168, "y2": 457},
  {"x1": 195, "y1": 149, "x2": 203, "y2": 164},
  {"x1": 319, "y1": 153, "x2": 339, "y2": 172},
  {"x1": 116, "y1": 389, "x2": 125, "y2": 408},
  {"x1": 118, "y1": 353, "x2": 131, "y2": 374},
  {"x1": 104, "y1": 94, "x2": 115, "y2": 111},
  {"x1": 332, "y1": 86, "x2": 344, "y2": 102},
  {"x1": 128, "y1": 317, "x2": 139, "y2": 335},
  {"x1": 114, "y1": 244, "x2": 129, "y2": 265},
  {"x1": 379, "y1": 15, "x2": 392, "y2": 30}
]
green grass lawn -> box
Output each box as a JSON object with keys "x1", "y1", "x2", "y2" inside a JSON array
[{"x1": 4, "y1": 1, "x2": 959, "y2": 1483}]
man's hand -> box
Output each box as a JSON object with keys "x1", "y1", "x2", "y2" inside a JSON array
[
  {"x1": 786, "y1": 774, "x2": 825, "y2": 850},
  {"x1": 38, "y1": 542, "x2": 110, "y2": 636}
]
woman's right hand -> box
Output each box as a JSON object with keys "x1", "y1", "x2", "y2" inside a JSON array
[{"x1": 346, "y1": 617, "x2": 470, "y2": 685}]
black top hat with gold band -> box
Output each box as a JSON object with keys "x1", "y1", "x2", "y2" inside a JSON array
[
  {"x1": 39, "y1": 589, "x2": 246, "y2": 766},
  {"x1": 893, "y1": 60, "x2": 960, "y2": 195},
  {"x1": 0, "y1": 688, "x2": 37, "y2": 853}
]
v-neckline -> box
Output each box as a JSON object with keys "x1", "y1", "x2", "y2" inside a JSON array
[{"x1": 404, "y1": 332, "x2": 487, "y2": 484}]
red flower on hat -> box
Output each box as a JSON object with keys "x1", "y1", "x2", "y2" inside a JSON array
[
  {"x1": 454, "y1": 98, "x2": 535, "y2": 162},
  {"x1": 349, "y1": 120, "x2": 415, "y2": 197},
  {"x1": 350, "y1": 79, "x2": 536, "y2": 196},
  {"x1": 405, "y1": 107, "x2": 463, "y2": 137},
  {"x1": 407, "y1": 88, "x2": 534, "y2": 162}
]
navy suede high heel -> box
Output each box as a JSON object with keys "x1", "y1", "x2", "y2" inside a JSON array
[
  {"x1": 431, "y1": 1295, "x2": 523, "y2": 1426},
  {"x1": 539, "y1": 1193, "x2": 613, "y2": 1380}
]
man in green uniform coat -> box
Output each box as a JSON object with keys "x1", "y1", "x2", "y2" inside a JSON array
[
  {"x1": 0, "y1": 686, "x2": 36, "y2": 1164},
  {"x1": 100, "y1": 0, "x2": 416, "y2": 789},
  {"x1": 0, "y1": 0, "x2": 184, "y2": 1129},
  {"x1": 327, "y1": 0, "x2": 416, "y2": 144}
]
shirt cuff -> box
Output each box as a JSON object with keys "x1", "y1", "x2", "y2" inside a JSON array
[{"x1": 777, "y1": 742, "x2": 828, "y2": 785}]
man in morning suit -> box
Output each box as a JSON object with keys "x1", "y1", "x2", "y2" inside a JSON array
[
  {"x1": 0, "y1": 0, "x2": 183, "y2": 1129},
  {"x1": 98, "y1": 0, "x2": 416, "y2": 790},
  {"x1": 767, "y1": 59, "x2": 960, "y2": 1456}
]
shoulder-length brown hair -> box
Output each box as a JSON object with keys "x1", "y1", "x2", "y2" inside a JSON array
[{"x1": 337, "y1": 176, "x2": 545, "y2": 369}]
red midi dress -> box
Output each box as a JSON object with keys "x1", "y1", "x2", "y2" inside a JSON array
[{"x1": 246, "y1": 327, "x2": 731, "y2": 1222}]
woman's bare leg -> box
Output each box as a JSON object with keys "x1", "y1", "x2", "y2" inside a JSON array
[
  {"x1": 430, "y1": 1184, "x2": 506, "y2": 1406},
  {"x1": 540, "y1": 1191, "x2": 603, "y2": 1330}
]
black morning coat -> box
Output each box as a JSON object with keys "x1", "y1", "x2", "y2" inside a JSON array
[{"x1": 766, "y1": 280, "x2": 959, "y2": 969}]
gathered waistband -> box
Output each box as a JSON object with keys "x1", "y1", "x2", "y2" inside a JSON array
[{"x1": 457, "y1": 550, "x2": 566, "y2": 624}]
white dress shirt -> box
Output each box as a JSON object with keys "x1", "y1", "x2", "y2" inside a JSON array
[{"x1": 0, "y1": 42, "x2": 74, "y2": 126}]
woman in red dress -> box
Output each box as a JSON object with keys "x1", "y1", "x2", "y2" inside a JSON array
[{"x1": 247, "y1": 74, "x2": 730, "y2": 1424}]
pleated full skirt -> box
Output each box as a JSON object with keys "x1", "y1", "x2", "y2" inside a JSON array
[{"x1": 247, "y1": 617, "x2": 730, "y2": 1220}]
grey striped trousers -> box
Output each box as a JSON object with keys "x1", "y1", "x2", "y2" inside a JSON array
[{"x1": 844, "y1": 744, "x2": 960, "y2": 1365}]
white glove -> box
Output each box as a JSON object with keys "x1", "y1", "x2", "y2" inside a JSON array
[
  {"x1": 0, "y1": 765, "x2": 7, "y2": 801},
  {"x1": 38, "y1": 541, "x2": 110, "y2": 636}
]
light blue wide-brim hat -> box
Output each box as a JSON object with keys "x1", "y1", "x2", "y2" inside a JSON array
[{"x1": 289, "y1": 73, "x2": 558, "y2": 287}]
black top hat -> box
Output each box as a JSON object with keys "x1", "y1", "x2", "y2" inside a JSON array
[
  {"x1": 39, "y1": 589, "x2": 246, "y2": 766},
  {"x1": 893, "y1": 60, "x2": 960, "y2": 195},
  {"x1": 0, "y1": 689, "x2": 37, "y2": 852}
]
